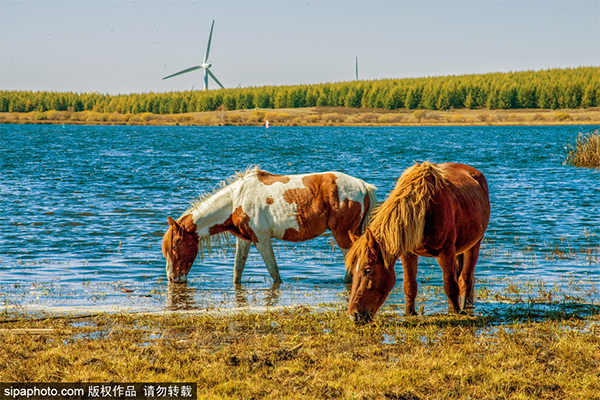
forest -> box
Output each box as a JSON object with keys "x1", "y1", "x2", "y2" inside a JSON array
[{"x1": 1, "y1": 67, "x2": 598, "y2": 115}]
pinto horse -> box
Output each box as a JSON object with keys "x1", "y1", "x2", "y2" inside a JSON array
[
  {"x1": 162, "y1": 167, "x2": 377, "y2": 284},
  {"x1": 346, "y1": 162, "x2": 490, "y2": 324}
]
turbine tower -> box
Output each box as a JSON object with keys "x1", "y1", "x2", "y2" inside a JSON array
[
  {"x1": 355, "y1": 57, "x2": 358, "y2": 81},
  {"x1": 163, "y1": 20, "x2": 224, "y2": 90}
]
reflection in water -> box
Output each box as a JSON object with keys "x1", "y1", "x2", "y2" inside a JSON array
[
  {"x1": 234, "y1": 282, "x2": 281, "y2": 308},
  {"x1": 166, "y1": 284, "x2": 198, "y2": 310},
  {"x1": 166, "y1": 282, "x2": 284, "y2": 310},
  {"x1": 2, "y1": 125, "x2": 599, "y2": 313}
]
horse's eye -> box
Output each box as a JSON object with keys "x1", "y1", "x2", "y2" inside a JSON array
[{"x1": 364, "y1": 268, "x2": 373, "y2": 275}]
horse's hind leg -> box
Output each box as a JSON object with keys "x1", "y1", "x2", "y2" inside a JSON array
[
  {"x1": 339, "y1": 248, "x2": 353, "y2": 284},
  {"x1": 330, "y1": 229, "x2": 354, "y2": 284},
  {"x1": 254, "y1": 237, "x2": 283, "y2": 284},
  {"x1": 233, "y1": 238, "x2": 252, "y2": 284},
  {"x1": 458, "y1": 239, "x2": 482, "y2": 309},
  {"x1": 437, "y1": 247, "x2": 461, "y2": 314},
  {"x1": 455, "y1": 253, "x2": 464, "y2": 280},
  {"x1": 400, "y1": 253, "x2": 419, "y2": 316}
]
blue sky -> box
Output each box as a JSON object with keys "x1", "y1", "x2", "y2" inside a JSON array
[{"x1": 1, "y1": 0, "x2": 598, "y2": 94}]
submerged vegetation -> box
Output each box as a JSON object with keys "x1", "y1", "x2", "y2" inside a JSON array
[
  {"x1": 1, "y1": 308, "x2": 599, "y2": 399},
  {"x1": 1, "y1": 67, "x2": 598, "y2": 116},
  {"x1": 565, "y1": 130, "x2": 600, "y2": 168}
]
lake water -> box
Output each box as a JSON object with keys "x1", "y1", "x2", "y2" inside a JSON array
[{"x1": 1, "y1": 124, "x2": 599, "y2": 316}]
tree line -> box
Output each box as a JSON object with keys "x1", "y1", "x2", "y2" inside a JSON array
[{"x1": 1, "y1": 67, "x2": 598, "y2": 115}]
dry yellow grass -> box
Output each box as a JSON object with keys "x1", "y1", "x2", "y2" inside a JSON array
[
  {"x1": 565, "y1": 130, "x2": 600, "y2": 168},
  {"x1": 1, "y1": 307, "x2": 599, "y2": 399},
  {"x1": 1, "y1": 107, "x2": 599, "y2": 127}
]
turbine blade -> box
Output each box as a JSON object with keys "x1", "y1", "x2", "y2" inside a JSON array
[
  {"x1": 203, "y1": 20, "x2": 215, "y2": 64},
  {"x1": 163, "y1": 66, "x2": 202, "y2": 80},
  {"x1": 207, "y1": 69, "x2": 224, "y2": 89}
]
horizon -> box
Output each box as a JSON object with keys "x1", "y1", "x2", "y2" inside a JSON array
[{"x1": 1, "y1": 1, "x2": 599, "y2": 95}]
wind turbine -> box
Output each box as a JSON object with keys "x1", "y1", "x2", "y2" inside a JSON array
[{"x1": 163, "y1": 20, "x2": 224, "y2": 90}]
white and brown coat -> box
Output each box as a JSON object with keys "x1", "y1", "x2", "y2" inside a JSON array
[{"x1": 163, "y1": 168, "x2": 377, "y2": 283}]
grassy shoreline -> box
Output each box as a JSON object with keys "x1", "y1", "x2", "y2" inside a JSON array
[
  {"x1": 1, "y1": 306, "x2": 599, "y2": 399},
  {"x1": 2, "y1": 107, "x2": 599, "y2": 127}
]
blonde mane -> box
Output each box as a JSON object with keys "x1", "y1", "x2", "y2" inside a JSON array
[
  {"x1": 346, "y1": 162, "x2": 448, "y2": 269},
  {"x1": 194, "y1": 232, "x2": 231, "y2": 260}
]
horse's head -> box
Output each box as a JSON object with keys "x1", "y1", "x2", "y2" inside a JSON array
[
  {"x1": 162, "y1": 216, "x2": 199, "y2": 283},
  {"x1": 347, "y1": 228, "x2": 396, "y2": 325}
]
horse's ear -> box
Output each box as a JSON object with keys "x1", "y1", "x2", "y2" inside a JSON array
[
  {"x1": 365, "y1": 227, "x2": 378, "y2": 249},
  {"x1": 167, "y1": 216, "x2": 181, "y2": 231},
  {"x1": 348, "y1": 231, "x2": 360, "y2": 244},
  {"x1": 365, "y1": 227, "x2": 382, "y2": 261}
]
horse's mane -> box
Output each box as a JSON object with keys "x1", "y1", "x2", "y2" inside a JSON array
[
  {"x1": 194, "y1": 231, "x2": 231, "y2": 260},
  {"x1": 186, "y1": 165, "x2": 259, "y2": 215},
  {"x1": 346, "y1": 162, "x2": 448, "y2": 269},
  {"x1": 179, "y1": 166, "x2": 260, "y2": 258}
]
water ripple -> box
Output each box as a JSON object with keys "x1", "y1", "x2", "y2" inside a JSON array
[{"x1": 1, "y1": 124, "x2": 598, "y2": 313}]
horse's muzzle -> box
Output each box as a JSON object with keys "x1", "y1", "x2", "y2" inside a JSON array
[
  {"x1": 350, "y1": 310, "x2": 373, "y2": 325},
  {"x1": 169, "y1": 275, "x2": 188, "y2": 284}
]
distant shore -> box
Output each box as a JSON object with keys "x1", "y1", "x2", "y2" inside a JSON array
[{"x1": 2, "y1": 107, "x2": 599, "y2": 127}]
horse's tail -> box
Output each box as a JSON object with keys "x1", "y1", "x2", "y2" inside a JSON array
[
  {"x1": 371, "y1": 161, "x2": 448, "y2": 258},
  {"x1": 357, "y1": 182, "x2": 378, "y2": 234}
]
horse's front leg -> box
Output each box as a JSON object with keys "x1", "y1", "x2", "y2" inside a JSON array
[
  {"x1": 233, "y1": 237, "x2": 252, "y2": 284},
  {"x1": 254, "y1": 237, "x2": 283, "y2": 283},
  {"x1": 437, "y1": 247, "x2": 461, "y2": 313},
  {"x1": 400, "y1": 253, "x2": 419, "y2": 316}
]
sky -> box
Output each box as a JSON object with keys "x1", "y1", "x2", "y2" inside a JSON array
[{"x1": 1, "y1": 0, "x2": 599, "y2": 94}]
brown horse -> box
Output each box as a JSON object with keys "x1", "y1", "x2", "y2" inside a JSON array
[{"x1": 346, "y1": 162, "x2": 490, "y2": 324}]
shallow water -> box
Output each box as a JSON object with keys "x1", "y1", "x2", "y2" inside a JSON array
[{"x1": 1, "y1": 124, "x2": 599, "y2": 315}]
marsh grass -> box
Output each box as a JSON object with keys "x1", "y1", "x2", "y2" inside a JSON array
[
  {"x1": 565, "y1": 130, "x2": 600, "y2": 168},
  {"x1": 1, "y1": 307, "x2": 599, "y2": 399},
  {"x1": 2, "y1": 107, "x2": 599, "y2": 127}
]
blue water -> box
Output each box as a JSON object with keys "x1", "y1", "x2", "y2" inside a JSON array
[{"x1": 1, "y1": 124, "x2": 599, "y2": 315}]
